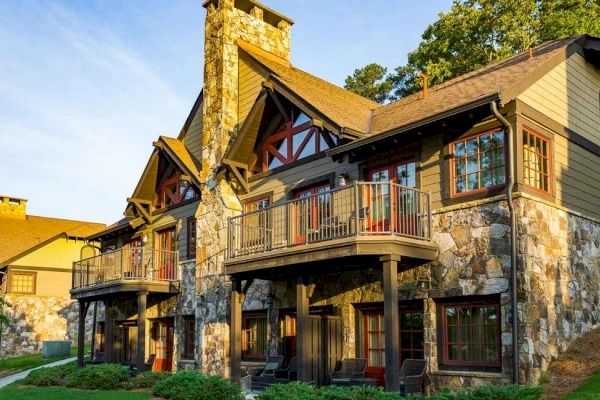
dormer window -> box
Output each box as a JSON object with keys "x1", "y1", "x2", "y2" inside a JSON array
[{"x1": 257, "y1": 110, "x2": 333, "y2": 172}]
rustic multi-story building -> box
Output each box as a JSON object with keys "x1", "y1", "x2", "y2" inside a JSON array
[
  {"x1": 72, "y1": 0, "x2": 600, "y2": 392},
  {"x1": 0, "y1": 195, "x2": 104, "y2": 357}
]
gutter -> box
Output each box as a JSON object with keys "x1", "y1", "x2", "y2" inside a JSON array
[
  {"x1": 327, "y1": 93, "x2": 500, "y2": 157},
  {"x1": 490, "y1": 100, "x2": 519, "y2": 385}
]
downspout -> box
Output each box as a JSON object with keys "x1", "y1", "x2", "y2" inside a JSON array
[{"x1": 490, "y1": 100, "x2": 519, "y2": 385}]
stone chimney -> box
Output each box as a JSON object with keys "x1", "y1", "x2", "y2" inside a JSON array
[
  {"x1": 0, "y1": 196, "x2": 27, "y2": 219},
  {"x1": 200, "y1": 0, "x2": 292, "y2": 181}
]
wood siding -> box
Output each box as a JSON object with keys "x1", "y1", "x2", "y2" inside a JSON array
[
  {"x1": 518, "y1": 53, "x2": 600, "y2": 146},
  {"x1": 181, "y1": 100, "x2": 204, "y2": 163},
  {"x1": 239, "y1": 53, "x2": 268, "y2": 127}
]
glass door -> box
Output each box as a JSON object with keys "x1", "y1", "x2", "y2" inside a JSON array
[
  {"x1": 157, "y1": 228, "x2": 175, "y2": 280},
  {"x1": 152, "y1": 320, "x2": 174, "y2": 371}
]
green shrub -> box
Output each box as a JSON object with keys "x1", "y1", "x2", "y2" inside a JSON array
[
  {"x1": 258, "y1": 383, "x2": 397, "y2": 400},
  {"x1": 419, "y1": 384, "x2": 544, "y2": 400},
  {"x1": 21, "y1": 363, "x2": 76, "y2": 386},
  {"x1": 130, "y1": 370, "x2": 171, "y2": 388},
  {"x1": 152, "y1": 371, "x2": 243, "y2": 400},
  {"x1": 65, "y1": 364, "x2": 129, "y2": 390}
]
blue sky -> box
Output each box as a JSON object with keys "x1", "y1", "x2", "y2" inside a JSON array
[{"x1": 0, "y1": 0, "x2": 453, "y2": 224}]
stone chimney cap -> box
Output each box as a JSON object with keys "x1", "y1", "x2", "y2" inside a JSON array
[{"x1": 203, "y1": 0, "x2": 294, "y2": 26}]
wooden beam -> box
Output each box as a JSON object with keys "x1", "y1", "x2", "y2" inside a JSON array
[
  {"x1": 136, "y1": 291, "x2": 148, "y2": 372},
  {"x1": 266, "y1": 87, "x2": 290, "y2": 122},
  {"x1": 230, "y1": 279, "x2": 243, "y2": 385},
  {"x1": 128, "y1": 198, "x2": 153, "y2": 224},
  {"x1": 77, "y1": 300, "x2": 87, "y2": 368},
  {"x1": 382, "y1": 254, "x2": 400, "y2": 392},
  {"x1": 104, "y1": 299, "x2": 113, "y2": 363},
  {"x1": 222, "y1": 159, "x2": 249, "y2": 193},
  {"x1": 296, "y1": 276, "x2": 310, "y2": 382}
]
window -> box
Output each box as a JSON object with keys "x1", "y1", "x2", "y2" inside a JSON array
[
  {"x1": 187, "y1": 218, "x2": 196, "y2": 259},
  {"x1": 451, "y1": 130, "x2": 506, "y2": 195},
  {"x1": 523, "y1": 127, "x2": 551, "y2": 193},
  {"x1": 442, "y1": 302, "x2": 500, "y2": 367},
  {"x1": 241, "y1": 197, "x2": 271, "y2": 249},
  {"x1": 183, "y1": 317, "x2": 195, "y2": 359},
  {"x1": 400, "y1": 311, "x2": 424, "y2": 362},
  {"x1": 242, "y1": 312, "x2": 268, "y2": 361},
  {"x1": 10, "y1": 271, "x2": 36, "y2": 294},
  {"x1": 257, "y1": 110, "x2": 335, "y2": 172},
  {"x1": 156, "y1": 171, "x2": 198, "y2": 209},
  {"x1": 294, "y1": 183, "x2": 331, "y2": 243},
  {"x1": 156, "y1": 227, "x2": 176, "y2": 280}
]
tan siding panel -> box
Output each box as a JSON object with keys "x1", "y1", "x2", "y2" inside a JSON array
[
  {"x1": 182, "y1": 100, "x2": 204, "y2": 163},
  {"x1": 518, "y1": 53, "x2": 600, "y2": 145},
  {"x1": 239, "y1": 54, "x2": 268, "y2": 125}
]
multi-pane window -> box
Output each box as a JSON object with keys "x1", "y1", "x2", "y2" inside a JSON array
[
  {"x1": 10, "y1": 272, "x2": 36, "y2": 294},
  {"x1": 400, "y1": 311, "x2": 424, "y2": 362},
  {"x1": 294, "y1": 183, "x2": 331, "y2": 243},
  {"x1": 183, "y1": 317, "x2": 195, "y2": 359},
  {"x1": 187, "y1": 217, "x2": 196, "y2": 259},
  {"x1": 241, "y1": 197, "x2": 271, "y2": 248},
  {"x1": 156, "y1": 171, "x2": 198, "y2": 209},
  {"x1": 442, "y1": 303, "x2": 500, "y2": 367},
  {"x1": 452, "y1": 130, "x2": 506, "y2": 195},
  {"x1": 523, "y1": 128, "x2": 551, "y2": 193},
  {"x1": 364, "y1": 312, "x2": 386, "y2": 368},
  {"x1": 242, "y1": 312, "x2": 268, "y2": 361}
]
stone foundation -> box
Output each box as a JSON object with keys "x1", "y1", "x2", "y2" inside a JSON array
[{"x1": 1, "y1": 296, "x2": 99, "y2": 357}]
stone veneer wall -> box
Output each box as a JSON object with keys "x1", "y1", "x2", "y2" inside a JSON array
[
  {"x1": 517, "y1": 196, "x2": 600, "y2": 384},
  {"x1": 195, "y1": 0, "x2": 290, "y2": 376},
  {"x1": 1, "y1": 296, "x2": 99, "y2": 357}
]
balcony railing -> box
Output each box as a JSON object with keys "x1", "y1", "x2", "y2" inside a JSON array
[
  {"x1": 72, "y1": 247, "x2": 179, "y2": 290},
  {"x1": 227, "y1": 181, "x2": 431, "y2": 259}
]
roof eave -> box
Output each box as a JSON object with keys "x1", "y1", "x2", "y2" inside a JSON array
[{"x1": 327, "y1": 93, "x2": 500, "y2": 157}]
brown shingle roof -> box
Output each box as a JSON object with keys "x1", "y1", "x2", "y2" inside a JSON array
[
  {"x1": 0, "y1": 215, "x2": 105, "y2": 266},
  {"x1": 238, "y1": 40, "x2": 379, "y2": 134},
  {"x1": 368, "y1": 37, "x2": 580, "y2": 135}
]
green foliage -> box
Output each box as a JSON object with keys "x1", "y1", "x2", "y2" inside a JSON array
[
  {"x1": 416, "y1": 384, "x2": 544, "y2": 400},
  {"x1": 65, "y1": 364, "x2": 129, "y2": 390},
  {"x1": 344, "y1": 0, "x2": 600, "y2": 102},
  {"x1": 0, "y1": 297, "x2": 11, "y2": 337},
  {"x1": 21, "y1": 363, "x2": 76, "y2": 386},
  {"x1": 151, "y1": 371, "x2": 243, "y2": 400},
  {"x1": 0, "y1": 385, "x2": 150, "y2": 400},
  {"x1": 257, "y1": 382, "x2": 398, "y2": 400},
  {"x1": 344, "y1": 63, "x2": 392, "y2": 103},
  {"x1": 563, "y1": 368, "x2": 600, "y2": 399},
  {"x1": 129, "y1": 370, "x2": 171, "y2": 388}
]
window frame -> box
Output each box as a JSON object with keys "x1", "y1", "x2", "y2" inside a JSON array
[
  {"x1": 241, "y1": 311, "x2": 268, "y2": 362},
  {"x1": 186, "y1": 217, "x2": 197, "y2": 260},
  {"x1": 440, "y1": 301, "x2": 501, "y2": 368},
  {"x1": 522, "y1": 126, "x2": 552, "y2": 195},
  {"x1": 450, "y1": 128, "x2": 508, "y2": 198},
  {"x1": 182, "y1": 316, "x2": 195, "y2": 360},
  {"x1": 9, "y1": 271, "x2": 36, "y2": 294}
]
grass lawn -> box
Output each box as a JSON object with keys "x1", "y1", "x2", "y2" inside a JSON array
[
  {"x1": 0, "y1": 384, "x2": 151, "y2": 400},
  {"x1": 0, "y1": 345, "x2": 89, "y2": 378},
  {"x1": 563, "y1": 369, "x2": 600, "y2": 400}
]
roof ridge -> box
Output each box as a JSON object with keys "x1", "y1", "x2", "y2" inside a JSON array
[{"x1": 16, "y1": 214, "x2": 105, "y2": 226}]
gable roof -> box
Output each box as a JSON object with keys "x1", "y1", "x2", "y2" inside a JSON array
[
  {"x1": 368, "y1": 36, "x2": 584, "y2": 136},
  {"x1": 158, "y1": 136, "x2": 201, "y2": 181},
  {"x1": 0, "y1": 215, "x2": 105, "y2": 266},
  {"x1": 238, "y1": 40, "x2": 379, "y2": 134}
]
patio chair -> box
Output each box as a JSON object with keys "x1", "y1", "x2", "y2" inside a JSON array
[
  {"x1": 274, "y1": 356, "x2": 297, "y2": 382},
  {"x1": 399, "y1": 358, "x2": 427, "y2": 395},
  {"x1": 252, "y1": 355, "x2": 285, "y2": 389},
  {"x1": 144, "y1": 354, "x2": 156, "y2": 371},
  {"x1": 89, "y1": 351, "x2": 105, "y2": 364},
  {"x1": 330, "y1": 358, "x2": 367, "y2": 385}
]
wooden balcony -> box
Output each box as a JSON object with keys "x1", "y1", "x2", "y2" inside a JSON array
[
  {"x1": 225, "y1": 182, "x2": 438, "y2": 276},
  {"x1": 71, "y1": 247, "x2": 180, "y2": 300}
]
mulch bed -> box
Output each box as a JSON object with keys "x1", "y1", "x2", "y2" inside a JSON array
[{"x1": 541, "y1": 327, "x2": 600, "y2": 400}]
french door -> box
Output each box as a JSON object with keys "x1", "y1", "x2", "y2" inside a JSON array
[
  {"x1": 157, "y1": 228, "x2": 176, "y2": 280},
  {"x1": 294, "y1": 184, "x2": 331, "y2": 243},
  {"x1": 152, "y1": 320, "x2": 174, "y2": 371},
  {"x1": 367, "y1": 160, "x2": 417, "y2": 235},
  {"x1": 124, "y1": 238, "x2": 142, "y2": 278}
]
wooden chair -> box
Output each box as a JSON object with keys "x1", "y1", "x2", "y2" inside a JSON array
[
  {"x1": 330, "y1": 358, "x2": 367, "y2": 385},
  {"x1": 399, "y1": 358, "x2": 427, "y2": 395}
]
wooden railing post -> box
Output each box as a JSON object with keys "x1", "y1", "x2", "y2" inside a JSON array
[{"x1": 354, "y1": 182, "x2": 360, "y2": 235}]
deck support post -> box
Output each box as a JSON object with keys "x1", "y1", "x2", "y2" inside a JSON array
[
  {"x1": 136, "y1": 291, "x2": 148, "y2": 372},
  {"x1": 296, "y1": 275, "x2": 311, "y2": 382},
  {"x1": 77, "y1": 300, "x2": 88, "y2": 368},
  {"x1": 382, "y1": 254, "x2": 401, "y2": 392},
  {"x1": 230, "y1": 279, "x2": 243, "y2": 384},
  {"x1": 104, "y1": 299, "x2": 113, "y2": 363}
]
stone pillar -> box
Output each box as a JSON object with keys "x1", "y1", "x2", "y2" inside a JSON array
[
  {"x1": 136, "y1": 291, "x2": 148, "y2": 371},
  {"x1": 104, "y1": 299, "x2": 113, "y2": 363},
  {"x1": 230, "y1": 279, "x2": 242, "y2": 384},
  {"x1": 382, "y1": 255, "x2": 400, "y2": 392},
  {"x1": 77, "y1": 300, "x2": 87, "y2": 368},
  {"x1": 296, "y1": 276, "x2": 310, "y2": 382}
]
